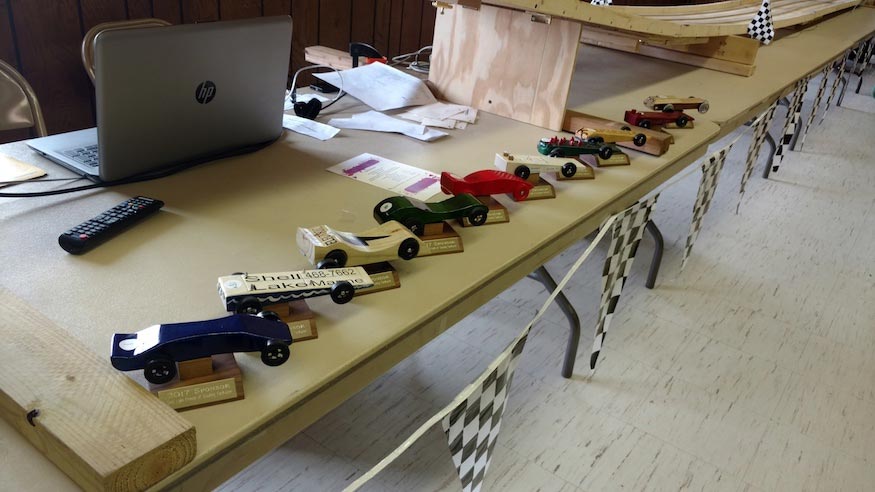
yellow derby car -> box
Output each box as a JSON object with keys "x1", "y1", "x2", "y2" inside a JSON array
[
  {"x1": 297, "y1": 220, "x2": 423, "y2": 268},
  {"x1": 575, "y1": 127, "x2": 647, "y2": 147},
  {"x1": 643, "y1": 95, "x2": 710, "y2": 114}
]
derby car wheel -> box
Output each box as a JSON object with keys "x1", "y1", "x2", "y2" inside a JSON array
[
  {"x1": 549, "y1": 149, "x2": 564, "y2": 158},
  {"x1": 638, "y1": 120, "x2": 651, "y2": 129},
  {"x1": 698, "y1": 100, "x2": 710, "y2": 113},
  {"x1": 587, "y1": 136, "x2": 604, "y2": 144},
  {"x1": 561, "y1": 162, "x2": 577, "y2": 178},
  {"x1": 397, "y1": 238, "x2": 420, "y2": 260},
  {"x1": 633, "y1": 133, "x2": 647, "y2": 147},
  {"x1": 662, "y1": 103, "x2": 674, "y2": 112},
  {"x1": 676, "y1": 116, "x2": 689, "y2": 128},
  {"x1": 330, "y1": 281, "x2": 355, "y2": 304},
  {"x1": 237, "y1": 296, "x2": 262, "y2": 314},
  {"x1": 258, "y1": 310, "x2": 281, "y2": 322},
  {"x1": 144, "y1": 357, "x2": 176, "y2": 385},
  {"x1": 261, "y1": 340, "x2": 291, "y2": 367},
  {"x1": 598, "y1": 146, "x2": 614, "y2": 160},
  {"x1": 468, "y1": 208, "x2": 488, "y2": 226},
  {"x1": 514, "y1": 187, "x2": 530, "y2": 201},
  {"x1": 514, "y1": 165, "x2": 531, "y2": 180},
  {"x1": 322, "y1": 249, "x2": 347, "y2": 268},
  {"x1": 402, "y1": 218, "x2": 424, "y2": 236},
  {"x1": 621, "y1": 125, "x2": 632, "y2": 131}
]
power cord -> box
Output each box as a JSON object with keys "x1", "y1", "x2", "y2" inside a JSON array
[{"x1": 391, "y1": 46, "x2": 432, "y2": 74}]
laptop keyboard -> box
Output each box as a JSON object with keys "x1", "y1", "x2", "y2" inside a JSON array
[{"x1": 61, "y1": 145, "x2": 99, "y2": 167}]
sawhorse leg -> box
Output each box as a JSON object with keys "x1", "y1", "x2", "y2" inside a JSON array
[{"x1": 528, "y1": 266, "x2": 580, "y2": 378}]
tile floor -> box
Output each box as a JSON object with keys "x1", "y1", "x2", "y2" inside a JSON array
[{"x1": 220, "y1": 76, "x2": 875, "y2": 491}]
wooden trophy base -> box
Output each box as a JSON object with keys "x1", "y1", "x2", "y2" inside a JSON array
[
  {"x1": 267, "y1": 299, "x2": 318, "y2": 342},
  {"x1": 595, "y1": 151, "x2": 631, "y2": 167},
  {"x1": 555, "y1": 161, "x2": 595, "y2": 180},
  {"x1": 150, "y1": 354, "x2": 244, "y2": 411},
  {"x1": 358, "y1": 262, "x2": 401, "y2": 295},
  {"x1": 418, "y1": 222, "x2": 464, "y2": 256},
  {"x1": 460, "y1": 196, "x2": 509, "y2": 226},
  {"x1": 522, "y1": 174, "x2": 556, "y2": 200}
]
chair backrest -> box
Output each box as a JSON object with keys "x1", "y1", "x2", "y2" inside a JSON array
[
  {"x1": 0, "y1": 59, "x2": 47, "y2": 137},
  {"x1": 81, "y1": 18, "x2": 172, "y2": 82}
]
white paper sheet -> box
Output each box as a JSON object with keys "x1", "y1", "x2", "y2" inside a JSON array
[
  {"x1": 282, "y1": 114, "x2": 339, "y2": 141},
  {"x1": 327, "y1": 153, "x2": 443, "y2": 201},
  {"x1": 328, "y1": 111, "x2": 447, "y2": 142},
  {"x1": 314, "y1": 63, "x2": 437, "y2": 111},
  {"x1": 397, "y1": 102, "x2": 477, "y2": 129}
]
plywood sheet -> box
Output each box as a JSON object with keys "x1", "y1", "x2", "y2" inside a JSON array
[{"x1": 429, "y1": 4, "x2": 582, "y2": 130}]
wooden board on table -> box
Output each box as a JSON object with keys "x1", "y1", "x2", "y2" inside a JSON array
[
  {"x1": 563, "y1": 110, "x2": 672, "y2": 156},
  {"x1": 482, "y1": 0, "x2": 862, "y2": 38},
  {"x1": 0, "y1": 288, "x2": 196, "y2": 491},
  {"x1": 429, "y1": 3, "x2": 582, "y2": 131},
  {"x1": 581, "y1": 27, "x2": 759, "y2": 76}
]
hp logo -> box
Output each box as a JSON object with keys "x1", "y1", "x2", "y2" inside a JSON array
[{"x1": 195, "y1": 81, "x2": 216, "y2": 104}]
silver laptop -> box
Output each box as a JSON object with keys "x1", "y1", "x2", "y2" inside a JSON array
[{"x1": 27, "y1": 16, "x2": 291, "y2": 182}]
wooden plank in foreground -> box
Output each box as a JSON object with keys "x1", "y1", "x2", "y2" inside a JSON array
[{"x1": 0, "y1": 288, "x2": 196, "y2": 491}]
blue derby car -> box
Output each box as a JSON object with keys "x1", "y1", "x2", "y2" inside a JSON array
[{"x1": 111, "y1": 312, "x2": 292, "y2": 384}]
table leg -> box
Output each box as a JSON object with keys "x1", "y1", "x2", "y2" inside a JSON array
[
  {"x1": 528, "y1": 265, "x2": 580, "y2": 378},
  {"x1": 762, "y1": 132, "x2": 777, "y2": 179},
  {"x1": 645, "y1": 220, "x2": 663, "y2": 289}
]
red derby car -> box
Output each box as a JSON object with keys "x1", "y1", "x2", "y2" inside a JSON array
[
  {"x1": 624, "y1": 109, "x2": 695, "y2": 129},
  {"x1": 440, "y1": 170, "x2": 534, "y2": 201}
]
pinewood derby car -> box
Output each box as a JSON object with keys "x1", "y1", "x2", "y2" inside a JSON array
[
  {"x1": 536, "y1": 136, "x2": 617, "y2": 161},
  {"x1": 575, "y1": 127, "x2": 647, "y2": 147},
  {"x1": 111, "y1": 312, "x2": 293, "y2": 384},
  {"x1": 643, "y1": 95, "x2": 710, "y2": 114},
  {"x1": 440, "y1": 170, "x2": 534, "y2": 201},
  {"x1": 373, "y1": 194, "x2": 489, "y2": 235},
  {"x1": 494, "y1": 152, "x2": 588, "y2": 180},
  {"x1": 624, "y1": 109, "x2": 694, "y2": 129},
  {"x1": 297, "y1": 221, "x2": 423, "y2": 268},
  {"x1": 218, "y1": 268, "x2": 374, "y2": 312}
]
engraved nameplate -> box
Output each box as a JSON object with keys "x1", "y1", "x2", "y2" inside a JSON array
[{"x1": 157, "y1": 378, "x2": 238, "y2": 410}]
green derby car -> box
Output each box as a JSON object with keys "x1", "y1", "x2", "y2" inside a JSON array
[
  {"x1": 537, "y1": 136, "x2": 618, "y2": 161},
  {"x1": 373, "y1": 194, "x2": 489, "y2": 235}
]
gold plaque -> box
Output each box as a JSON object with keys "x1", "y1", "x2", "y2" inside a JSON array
[
  {"x1": 157, "y1": 378, "x2": 238, "y2": 410},
  {"x1": 596, "y1": 152, "x2": 631, "y2": 167}
]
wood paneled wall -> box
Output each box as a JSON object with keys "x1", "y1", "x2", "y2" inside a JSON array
[{"x1": 0, "y1": 0, "x2": 704, "y2": 143}]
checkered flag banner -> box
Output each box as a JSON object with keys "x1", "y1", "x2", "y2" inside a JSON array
[
  {"x1": 851, "y1": 37, "x2": 874, "y2": 75},
  {"x1": 591, "y1": 0, "x2": 612, "y2": 5},
  {"x1": 739, "y1": 100, "x2": 778, "y2": 203},
  {"x1": 772, "y1": 76, "x2": 809, "y2": 172},
  {"x1": 343, "y1": 217, "x2": 618, "y2": 492},
  {"x1": 441, "y1": 333, "x2": 528, "y2": 492},
  {"x1": 821, "y1": 51, "x2": 850, "y2": 124},
  {"x1": 747, "y1": 0, "x2": 774, "y2": 45},
  {"x1": 798, "y1": 65, "x2": 831, "y2": 150},
  {"x1": 681, "y1": 144, "x2": 732, "y2": 270},
  {"x1": 590, "y1": 195, "x2": 659, "y2": 370}
]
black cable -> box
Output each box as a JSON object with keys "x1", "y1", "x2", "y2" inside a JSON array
[
  {"x1": 320, "y1": 92, "x2": 347, "y2": 111},
  {"x1": 0, "y1": 138, "x2": 278, "y2": 198}
]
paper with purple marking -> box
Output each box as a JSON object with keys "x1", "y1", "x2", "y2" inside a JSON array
[{"x1": 327, "y1": 153, "x2": 443, "y2": 201}]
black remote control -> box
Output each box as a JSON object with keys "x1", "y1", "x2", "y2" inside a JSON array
[{"x1": 59, "y1": 196, "x2": 164, "y2": 254}]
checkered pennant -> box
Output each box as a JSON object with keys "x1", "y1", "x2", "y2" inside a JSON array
[
  {"x1": 442, "y1": 332, "x2": 528, "y2": 492},
  {"x1": 590, "y1": 195, "x2": 659, "y2": 370},
  {"x1": 772, "y1": 76, "x2": 809, "y2": 172},
  {"x1": 851, "y1": 37, "x2": 874, "y2": 75},
  {"x1": 682, "y1": 144, "x2": 732, "y2": 270},
  {"x1": 798, "y1": 65, "x2": 831, "y2": 150},
  {"x1": 747, "y1": 0, "x2": 774, "y2": 45},
  {"x1": 590, "y1": 0, "x2": 612, "y2": 5},
  {"x1": 739, "y1": 100, "x2": 778, "y2": 201},
  {"x1": 821, "y1": 51, "x2": 850, "y2": 124}
]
